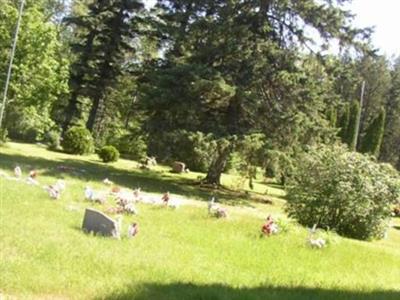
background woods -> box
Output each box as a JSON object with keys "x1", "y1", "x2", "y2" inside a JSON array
[{"x1": 0, "y1": 0, "x2": 399, "y2": 181}]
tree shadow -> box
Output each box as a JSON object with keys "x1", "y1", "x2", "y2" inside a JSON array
[
  {"x1": 0, "y1": 151, "x2": 269, "y2": 205},
  {"x1": 393, "y1": 226, "x2": 400, "y2": 231},
  {"x1": 99, "y1": 282, "x2": 400, "y2": 300}
]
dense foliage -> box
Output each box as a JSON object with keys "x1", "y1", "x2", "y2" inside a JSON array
[
  {"x1": 0, "y1": 0, "x2": 400, "y2": 186},
  {"x1": 360, "y1": 106, "x2": 386, "y2": 157},
  {"x1": 286, "y1": 144, "x2": 400, "y2": 240},
  {"x1": 61, "y1": 126, "x2": 94, "y2": 155},
  {"x1": 44, "y1": 128, "x2": 62, "y2": 150},
  {"x1": 62, "y1": 0, "x2": 146, "y2": 142},
  {"x1": 148, "y1": 130, "x2": 217, "y2": 172},
  {"x1": 346, "y1": 100, "x2": 361, "y2": 150},
  {"x1": 113, "y1": 131, "x2": 147, "y2": 161},
  {"x1": 98, "y1": 145, "x2": 120, "y2": 163},
  {"x1": 0, "y1": 0, "x2": 69, "y2": 142}
]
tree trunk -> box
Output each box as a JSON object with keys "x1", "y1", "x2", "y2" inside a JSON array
[
  {"x1": 62, "y1": 90, "x2": 82, "y2": 133},
  {"x1": 86, "y1": 8, "x2": 124, "y2": 138},
  {"x1": 86, "y1": 95, "x2": 101, "y2": 132},
  {"x1": 203, "y1": 142, "x2": 232, "y2": 185},
  {"x1": 62, "y1": 30, "x2": 97, "y2": 133}
]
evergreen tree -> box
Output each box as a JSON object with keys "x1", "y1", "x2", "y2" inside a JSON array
[
  {"x1": 381, "y1": 57, "x2": 400, "y2": 167},
  {"x1": 142, "y1": 0, "x2": 369, "y2": 185},
  {"x1": 356, "y1": 56, "x2": 391, "y2": 135},
  {"x1": 360, "y1": 106, "x2": 386, "y2": 157},
  {"x1": 345, "y1": 100, "x2": 360, "y2": 151},
  {"x1": 329, "y1": 54, "x2": 391, "y2": 144},
  {"x1": 62, "y1": 0, "x2": 145, "y2": 142}
]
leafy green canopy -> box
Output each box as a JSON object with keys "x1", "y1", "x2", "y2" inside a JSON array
[
  {"x1": 286, "y1": 144, "x2": 400, "y2": 240},
  {"x1": 0, "y1": 0, "x2": 69, "y2": 141}
]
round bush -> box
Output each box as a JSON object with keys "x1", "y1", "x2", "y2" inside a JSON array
[
  {"x1": 286, "y1": 144, "x2": 400, "y2": 240},
  {"x1": 62, "y1": 126, "x2": 94, "y2": 155},
  {"x1": 98, "y1": 145, "x2": 120, "y2": 163}
]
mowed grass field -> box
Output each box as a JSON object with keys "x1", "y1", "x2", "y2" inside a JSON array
[{"x1": 0, "y1": 142, "x2": 399, "y2": 300}]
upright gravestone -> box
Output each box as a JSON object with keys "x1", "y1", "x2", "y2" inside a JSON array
[
  {"x1": 172, "y1": 161, "x2": 186, "y2": 173},
  {"x1": 82, "y1": 208, "x2": 120, "y2": 238}
]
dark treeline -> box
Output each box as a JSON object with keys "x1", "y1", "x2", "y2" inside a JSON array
[{"x1": 1, "y1": 0, "x2": 400, "y2": 184}]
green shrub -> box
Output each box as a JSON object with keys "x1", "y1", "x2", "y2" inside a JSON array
[
  {"x1": 6, "y1": 106, "x2": 56, "y2": 142},
  {"x1": 115, "y1": 133, "x2": 147, "y2": 161},
  {"x1": 98, "y1": 145, "x2": 120, "y2": 163},
  {"x1": 148, "y1": 130, "x2": 217, "y2": 172},
  {"x1": 44, "y1": 129, "x2": 61, "y2": 150},
  {"x1": 62, "y1": 126, "x2": 94, "y2": 155},
  {"x1": 286, "y1": 144, "x2": 400, "y2": 240}
]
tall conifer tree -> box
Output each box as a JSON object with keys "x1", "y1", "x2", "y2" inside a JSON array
[
  {"x1": 63, "y1": 0, "x2": 145, "y2": 142},
  {"x1": 141, "y1": 0, "x2": 370, "y2": 185},
  {"x1": 346, "y1": 100, "x2": 360, "y2": 150},
  {"x1": 360, "y1": 106, "x2": 386, "y2": 157}
]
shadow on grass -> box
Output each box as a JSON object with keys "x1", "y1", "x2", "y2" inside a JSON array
[
  {"x1": 100, "y1": 282, "x2": 400, "y2": 300},
  {"x1": 0, "y1": 151, "x2": 265, "y2": 204},
  {"x1": 393, "y1": 226, "x2": 400, "y2": 231}
]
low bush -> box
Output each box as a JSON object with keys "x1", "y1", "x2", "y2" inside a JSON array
[
  {"x1": 98, "y1": 145, "x2": 120, "y2": 163},
  {"x1": 62, "y1": 126, "x2": 94, "y2": 155},
  {"x1": 44, "y1": 129, "x2": 62, "y2": 150},
  {"x1": 286, "y1": 144, "x2": 400, "y2": 240},
  {"x1": 115, "y1": 132, "x2": 147, "y2": 161},
  {"x1": 6, "y1": 106, "x2": 56, "y2": 142}
]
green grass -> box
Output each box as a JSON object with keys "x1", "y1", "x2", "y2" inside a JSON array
[{"x1": 0, "y1": 142, "x2": 399, "y2": 300}]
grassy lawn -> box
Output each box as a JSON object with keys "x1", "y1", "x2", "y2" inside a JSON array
[{"x1": 0, "y1": 142, "x2": 399, "y2": 300}]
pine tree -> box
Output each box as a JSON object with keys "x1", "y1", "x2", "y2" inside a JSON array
[
  {"x1": 62, "y1": 0, "x2": 145, "y2": 142},
  {"x1": 360, "y1": 107, "x2": 386, "y2": 157},
  {"x1": 381, "y1": 57, "x2": 400, "y2": 167},
  {"x1": 142, "y1": 0, "x2": 369, "y2": 185},
  {"x1": 345, "y1": 100, "x2": 360, "y2": 151}
]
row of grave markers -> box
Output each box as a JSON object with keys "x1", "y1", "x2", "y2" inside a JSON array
[{"x1": 0, "y1": 165, "x2": 327, "y2": 247}]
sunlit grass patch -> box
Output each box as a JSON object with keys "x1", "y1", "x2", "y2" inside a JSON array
[{"x1": 0, "y1": 142, "x2": 399, "y2": 299}]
